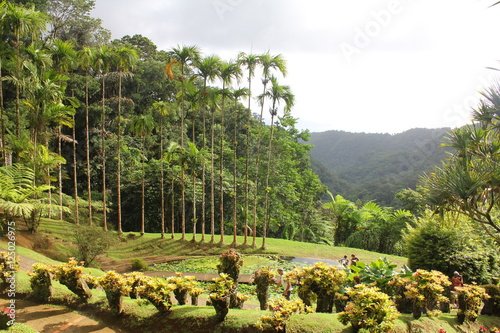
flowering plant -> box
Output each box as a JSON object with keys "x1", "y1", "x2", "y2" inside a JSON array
[
  {"x1": 52, "y1": 258, "x2": 92, "y2": 302},
  {"x1": 255, "y1": 297, "x2": 311, "y2": 332},
  {"x1": 27, "y1": 262, "x2": 52, "y2": 301},
  {"x1": 136, "y1": 276, "x2": 175, "y2": 313},
  {"x1": 166, "y1": 273, "x2": 198, "y2": 305},
  {"x1": 338, "y1": 284, "x2": 399, "y2": 333},
  {"x1": 404, "y1": 269, "x2": 450, "y2": 316},
  {"x1": 456, "y1": 283, "x2": 489, "y2": 323}
]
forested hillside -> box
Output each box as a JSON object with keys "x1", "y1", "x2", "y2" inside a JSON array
[{"x1": 308, "y1": 128, "x2": 452, "y2": 206}]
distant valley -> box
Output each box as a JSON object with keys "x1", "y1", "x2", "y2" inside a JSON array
[{"x1": 307, "y1": 128, "x2": 452, "y2": 207}]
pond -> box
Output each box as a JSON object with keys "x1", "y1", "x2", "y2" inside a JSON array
[{"x1": 151, "y1": 255, "x2": 342, "y2": 274}]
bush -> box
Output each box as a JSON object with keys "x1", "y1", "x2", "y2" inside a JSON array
[
  {"x1": 252, "y1": 267, "x2": 275, "y2": 310},
  {"x1": 482, "y1": 284, "x2": 500, "y2": 316},
  {"x1": 338, "y1": 284, "x2": 399, "y2": 333},
  {"x1": 98, "y1": 271, "x2": 132, "y2": 315},
  {"x1": 166, "y1": 273, "x2": 198, "y2": 305},
  {"x1": 456, "y1": 283, "x2": 490, "y2": 324},
  {"x1": 217, "y1": 249, "x2": 243, "y2": 308},
  {"x1": 286, "y1": 262, "x2": 347, "y2": 313},
  {"x1": 52, "y1": 258, "x2": 92, "y2": 302},
  {"x1": 136, "y1": 276, "x2": 174, "y2": 313},
  {"x1": 27, "y1": 263, "x2": 52, "y2": 302},
  {"x1": 131, "y1": 258, "x2": 149, "y2": 272},
  {"x1": 255, "y1": 297, "x2": 311, "y2": 332},
  {"x1": 404, "y1": 218, "x2": 500, "y2": 285},
  {"x1": 404, "y1": 269, "x2": 450, "y2": 318},
  {"x1": 73, "y1": 225, "x2": 115, "y2": 267},
  {"x1": 208, "y1": 273, "x2": 235, "y2": 322}
]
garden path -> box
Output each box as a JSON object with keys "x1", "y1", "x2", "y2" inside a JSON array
[{"x1": 0, "y1": 299, "x2": 122, "y2": 332}]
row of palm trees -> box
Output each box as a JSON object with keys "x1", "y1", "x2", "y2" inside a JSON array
[{"x1": 0, "y1": 2, "x2": 314, "y2": 249}]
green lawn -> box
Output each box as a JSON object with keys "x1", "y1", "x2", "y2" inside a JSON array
[{"x1": 3, "y1": 218, "x2": 500, "y2": 332}]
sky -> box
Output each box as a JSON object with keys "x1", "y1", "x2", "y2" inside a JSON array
[{"x1": 91, "y1": 0, "x2": 500, "y2": 134}]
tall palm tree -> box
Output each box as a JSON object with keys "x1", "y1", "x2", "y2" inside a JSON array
[
  {"x1": 50, "y1": 39, "x2": 76, "y2": 221},
  {"x1": 194, "y1": 55, "x2": 221, "y2": 242},
  {"x1": 251, "y1": 52, "x2": 287, "y2": 247},
  {"x1": 94, "y1": 45, "x2": 113, "y2": 230},
  {"x1": 206, "y1": 88, "x2": 221, "y2": 242},
  {"x1": 237, "y1": 52, "x2": 260, "y2": 246},
  {"x1": 258, "y1": 75, "x2": 294, "y2": 249},
  {"x1": 168, "y1": 44, "x2": 200, "y2": 241},
  {"x1": 77, "y1": 46, "x2": 96, "y2": 224},
  {"x1": 153, "y1": 101, "x2": 172, "y2": 238},
  {"x1": 230, "y1": 87, "x2": 249, "y2": 246},
  {"x1": 3, "y1": 2, "x2": 48, "y2": 138},
  {"x1": 218, "y1": 61, "x2": 242, "y2": 244},
  {"x1": 111, "y1": 46, "x2": 138, "y2": 234},
  {"x1": 164, "y1": 141, "x2": 180, "y2": 238},
  {"x1": 131, "y1": 113, "x2": 155, "y2": 235}
]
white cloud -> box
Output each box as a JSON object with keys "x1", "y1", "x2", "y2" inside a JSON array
[{"x1": 92, "y1": 0, "x2": 500, "y2": 133}]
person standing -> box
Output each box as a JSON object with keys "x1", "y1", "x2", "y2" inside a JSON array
[
  {"x1": 350, "y1": 254, "x2": 360, "y2": 266},
  {"x1": 451, "y1": 271, "x2": 464, "y2": 308},
  {"x1": 274, "y1": 268, "x2": 292, "y2": 300},
  {"x1": 339, "y1": 255, "x2": 349, "y2": 267}
]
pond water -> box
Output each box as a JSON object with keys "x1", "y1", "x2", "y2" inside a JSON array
[
  {"x1": 151, "y1": 255, "x2": 342, "y2": 274},
  {"x1": 283, "y1": 256, "x2": 342, "y2": 267}
]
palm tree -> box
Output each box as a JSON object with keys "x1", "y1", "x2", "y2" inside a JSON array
[
  {"x1": 168, "y1": 44, "x2": 200, "y2": 241},
  {"x1": 164, "y1": 141, "x2": 180, "y2": 239},
  {"x1": 237, "y1": 52, "x2": 260, "y2": 246},
  {"x1": 230, "y1": 88, "x2": 249, "y2": 247},
  {"x1": 153, "y1": 101, "x2": 172, "y2": 238},
  {"x1": 251, "y1": 52, "x2": 287, "y2": 247},
  {"x1": 206, "y1": 88, "x2": 221, "y2": 242},
  {"x1": 51, "y1": 39, "x2": 76, "y2": 221},
  {"x1": 94, "y1": 45, "x2": 113, "y2": 230},
  {"x1": 258, "y1": 75, "x2": 294, "y2": 249},
  {"x1": 218, "y1": 61, "x2": 242, "y2": 244},
  {"x1": 194, "y1": 55, "x2": 221, "y2": 242},
  {"x1": 3, "y1": 2, "x2": 48, "y2": 138},
  {"x1": 131, "y1": 113, "x2": 155, "y2": 235},
  {"x1": 76, "y1": 46, "x2": 95, "y2": 224},
  {"x1": 111, "y1": 46, "x2": 138, "y2": 234}
]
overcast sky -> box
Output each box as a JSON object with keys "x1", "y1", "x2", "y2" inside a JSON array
[{"x1": 91, "y1": 0, "x2": 500, "y2": 134}]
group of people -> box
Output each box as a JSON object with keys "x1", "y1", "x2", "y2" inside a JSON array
[{"x1": 339, "y1": 254, "x2": 359, "y2": 267}]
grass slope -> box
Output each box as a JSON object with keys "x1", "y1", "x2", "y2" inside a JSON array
[{"x1": 3, "y1": 218, "x2": 500, "y2": 332}]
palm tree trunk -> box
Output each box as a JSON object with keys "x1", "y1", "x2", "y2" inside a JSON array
[
  {"x1": 72, "y1": 114, "x2": 79, "y2": 225},
  {"x1": 210, "y1": 111, "x2": 216, "y2": 243},
  {"x1": 141, "y1": 139, "x2": 145, "y2": 235},
  {"x1": 117, "y1": 72, "x2": 123, "y2": 234},
  {"x1": 160, "y1": 116, "x2": 165, "y2": 239},
  {"x1": 101, "y1": 74, "x2": 107, "y2": 231},
  {"x1": 57, "y1": 126, "x2": 63, "y2": 220},
  {"x1": 85, "y1": 72, "x2": 93, "y2": 225}
]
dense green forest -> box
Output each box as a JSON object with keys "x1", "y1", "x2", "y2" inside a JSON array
[
  {"x1": 308, "y1": 128, "x2": 452, "y2": 206},
  {"x1": 0, "y1": 0, "x2": 499, "y2": 261}
]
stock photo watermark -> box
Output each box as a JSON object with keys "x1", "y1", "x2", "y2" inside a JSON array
[
  {"x1": 339, "y1": 0, "x2": 405, "y2": 63},
  {"x1": 3, "y1": 221, "x2": 17, "y2": 327},
  {"x1": 213, "y1": 0, "x2": 243, "y2": 21}
]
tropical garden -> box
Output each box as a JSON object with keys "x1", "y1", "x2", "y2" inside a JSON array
[{"x1": 0, "y1": 0, "x2": 499, "y2": 332}]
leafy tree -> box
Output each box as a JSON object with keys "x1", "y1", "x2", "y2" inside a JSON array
[
  {"x1": 73, "y1": 225, "x2": 115, "y2": 266},
  {"x1": 403, "y1": 215, "x2": 500, "y2": 285},
  {"x1": 423, "y1": 84, "x2": 500, "y2": 242}
]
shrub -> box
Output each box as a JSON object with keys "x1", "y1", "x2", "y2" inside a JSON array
[
  {"x1": 217, "y1": 249, "x2": 243, "y2": 308},
  {"x1": 73, "y1": 225, "x2": 115, "y2": 267},
  {"x1": 166, "y1": 273, "x2": 198, "y2": 305},
  {"x1": 189, "y1": 287, "x2": 204, "y2": 306},
  {"x1": 456, "y1": 283, "x2": 490, "y2": 324},
  {"x1": 338, "y1": 284, "x2": 399, "y2": 333},
  {"x1": 482, "y1": 284, "x2": 500, "y2": 316},
  {"x1": 252, "y1": 267, "x2": 275, "y2": 310},
  {"x1": 404, "y1": 218, "x2": 500, "y2": 285},
  {"x1": 0, "y1": 251, "x2": 19, "y2": 293},
  {"x1": 286, "y1": 262, "x2": 347, "y2": 313},
  {"x1": 98, "y1": 271, "x2": 132, "y2": 315},
  {"x1": 136, "y1": 276, "x2": 174, "y2": 313},
  {"x1": 52, "y1": 258, "x2": 92, "y2": 302},
  {"x1": 255, "y1": 297, "x2": 311, "y2": 332},
  {"x1": 123, "y1": 272, "x2": 146, "y2": 299},
  {"x1": 131, "y1": 258, "x2": 149, "y2": 272},
  {"x1": 208, "y1": 273, "x2": 235, "y2": 322},
  {"x1": 27, "y1": 263, "x2": 52, "y2": 302},
  {"x1": 404, "y1": 269, "x2": 450, "y2": 318}
]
